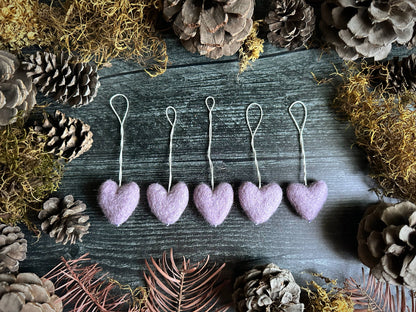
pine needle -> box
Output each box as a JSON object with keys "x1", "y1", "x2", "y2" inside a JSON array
[{"x1": 144, "y1": 249, "x2": 229, "y2": 312}]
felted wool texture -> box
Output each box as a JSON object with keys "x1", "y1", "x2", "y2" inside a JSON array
[
  {"x1": 193, "y1": 182, "x2": 234, "y2": 226},
  {"x1": 238, "y1": 181, "x2": 282, "y2": 224},
  {"x1": 286, "y1": 180, "x2": 328, "y2": 221},
  {"x1": 98, "y1": 179, "x2": 140, "y2": 226},
  {"x1": 147, "y1": 182, "x2": 189, "y2": 225}
]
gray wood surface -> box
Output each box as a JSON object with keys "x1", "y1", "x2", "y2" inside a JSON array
[{"x1": 20, "y1": 29, "x2": 413, "y2": 310}]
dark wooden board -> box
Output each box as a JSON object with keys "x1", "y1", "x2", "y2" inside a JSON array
[{"x1": 19, "y1": 31, "x2": 414, "y2": 310}]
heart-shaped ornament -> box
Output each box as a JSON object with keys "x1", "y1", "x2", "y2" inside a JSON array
[
  {"x1": 98, "y1": 180, "x2": 140, "y2": 226},
  {"x1": 147, "y1": 182, "x2": 189, "y2": 225},
  {"x1": 193, "y1": 182, "x2": 234, "y2": 226},
  {"x1": 287, "y1": 180, "x2": 328, "y2": 221},
  {"x1": 239, "y1": 182, "x2": 282, "y2": 224}
]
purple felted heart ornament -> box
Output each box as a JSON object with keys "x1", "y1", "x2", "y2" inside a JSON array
[
  {"x1": 193, "y1": 182, "x2": 234, "y2": 226},
  {"x1": 98, "y1": 179, "x2": 140, "y2": 226},
  {"x1": 238, "y1": 182, "x2": 282, "y2": 224},
  {"x1": 286, "y1": 180, "x2": 328, "y2": 221},
  {"x1": 147, "y1": 182, "x2": 189, "y2": 225}
]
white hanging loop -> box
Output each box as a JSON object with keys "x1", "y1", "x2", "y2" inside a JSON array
[
  {"x1": 205, "y1": 96, "x2": 216, "y2": 190},
  {"x1": 165, "y1": 106, "x2": 177, "y2": 192},
  {"x1": 109, "y1": 94, "x2": 130, "y2": 186},
  {"x1": 246, "y1": 103, "x2": 263, "y2": 188},
  {"x1": 288, "y1": 101, "x2": 308, "y2": 186}
]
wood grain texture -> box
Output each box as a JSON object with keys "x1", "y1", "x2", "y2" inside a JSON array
[{"x1": 19, "y1": 30, "x2": 414, "y2": 310}]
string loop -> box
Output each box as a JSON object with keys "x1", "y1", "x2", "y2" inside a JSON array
[
  {"x1": 109, "y1": 94, "x2": 130, "y2": 186},
  {"x1": 205, "y1": 96, "x2": 215, "y2": 190},
  {"x1": 288, "y1": 101, "x2": 308, "y2": 185},
  {"x1": 246, "y1": 103, "x2": 263, "y2": 188},
  {"x1": 165, "y1": 106, "x2": 177, "y2": 192}
]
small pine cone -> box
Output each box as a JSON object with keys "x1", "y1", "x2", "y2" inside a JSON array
[
  {"x1": 358, "y1": 201, "x2": 416, "y2": 289},
  {"x1": 163, "y1": 0, "x2": 255, "y2": 59},
  {"x1": 22, "y1": 51, "x2": 100, "y2": 108},
  {"x1": 374, "y1": 55, "x2": 416, "y2": 94},
  {"x1": 34, "y1": 110, "x2": 93, "y2": 162},
  {"x1": 0, "y1": 224, "x2": 27, "y2": 273},
  {"x1": 0, "y1": 272, "x2": 63, "y2": 312},
  {"x1": 265, "y1": 0, "x2": 316, "y2": 50},
  {"x1": 39, "y1": 195, "x2": 90, "y2": 245},
  {"x1": 233, "y1": 263, "x2": 304, "y2": 312},
  {"x1": 320, "y1": 0, "x2": 416, "y2": 61},
  {"x1": 0, "y1": 50, "x2": 36, "y2": 126}
]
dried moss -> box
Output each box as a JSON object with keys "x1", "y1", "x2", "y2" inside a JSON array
[
  {"x1": 334, "y1": 62, "x2": 416, "y2": 202},
  {"x1": 0, "y1": 0, "x2": 54, "y2": 51},
  {"x1": 304, "y1": 279, "x2": 354, "y2": 312},
  {"x1": 41, "y1": 0, "x2": 168, "y2": 76},
  {"x1": 0, "y1": 120, "x2": 63, "y2": 229},
  {"x1": 239, "y1": 21, "x2": 264, "y2": 73}
]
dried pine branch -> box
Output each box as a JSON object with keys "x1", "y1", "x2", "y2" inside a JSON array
[
  {"x1": 344, "y1": 268, "x2": 416, "y2": 312},
  {"x1": 44, "y1": 253, "x2": 145, "y2": 312},
  {"x1": 144, "y1": 249, "x2": 229, "y2": 312}
]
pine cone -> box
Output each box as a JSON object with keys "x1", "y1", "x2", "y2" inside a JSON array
[
  {"x1": 34, "y1": 110, "x2": 93, "y2": 162},
  {"x1": 265, "y1": 0, "x2": 316, "y2": 50},
  {"x1": 163, "y1": 0, "x2": 255, "y2": 59},
  {"x1": 320, "y1": 0, "x2": 416, "y2": 60},
  {"x1": 357, "y1": 201, "x2": 416, "y2": 289},
  {"x1": 373, "y1": 54, "x2": 416, "y2": 94},
  {"x1": 22, "y1": 51, "x2": 100, "y2": 108},
  {"x1": 0, "y1": 224, "x2": 27, "y2": 273},
  {"x1": 233, "y1": 263, "x2": 304, "y2": 312},
  {"x1": 0, "y1": 272, "x2": 63, "y2": 312},
  {"x1": 0, "y1": 50, "x2": 36, "y2": 126},
  {"x1": 39, "y1": 195, "x2": 90, "y2": 245}
]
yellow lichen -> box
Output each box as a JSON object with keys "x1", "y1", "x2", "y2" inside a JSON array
[
  {"x1": 0, "y1": 120, "x2": 63, "y2": 230},
  {"x1": 333, "y1": 62, "x2": 416, "y2": 201},
  {"x1": 41, "y1": 0, "x2": 168, "y2": 76},
  {"x1": 0, "y1": 0, "x2": 54, "y2": 51},
  {"x1": 239, "y1": 21, "x2": 264, "y2": 73},
  {"x1": 304, "y1": 278, "x2": 354, "y2": 312}
]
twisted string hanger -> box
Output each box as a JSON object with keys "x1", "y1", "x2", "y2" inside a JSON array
[
  {"x1": 246, "y1": 103, "x2": 263, "y2": 188},
  {"x1": 205, "y1": 96, "x2": 216, "y2": 190},
  {"x1": 165, "y1": 106, "x2": 177, "y2": 192},
  {"x1": 109, "y1": 94, "x2": 130, "y2": 187},
  {"x1": 288, "y1": 101, "x2": 308, "y2": 186}
]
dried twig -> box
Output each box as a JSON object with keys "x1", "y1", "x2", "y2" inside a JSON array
[{"x1": 144, "y1": 249, "x2": 229, "y2": 312}]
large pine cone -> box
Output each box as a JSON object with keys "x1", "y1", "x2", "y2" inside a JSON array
[
  {"x1": 357, "y1": 201, "x2": 416, "y2": 289},
  {"x1": 22, "y1": 52, "x2": 100, "y2": 108},
  {"x1": 373, "y1": 54, "x2": 416, "y2": 94},
  {"x1": 39, "y1": 195, "x2": 90, "y2": 245},
  {"x1": 233, "y1": 263, "x2": 304, "y2": 312},
  {"x1": 0, "y1": 224, "x2": 27, "y2": 273},
  {"x1": 34, "y1": 110, "x2": 93, "y2": 162},
  {"x1": 0, "y1": 272, "x2": 62, "y2": 312},
  {"x1": 163, "y1": 0, "x2": 255, "y2": 59},
  {"x1": 265, "y1": 0, "x2": 316, "y2": 50},
  {"x1": 320, "y1": 0, "x2": 416, "y2": 60},
  {"x1": 0, "y1": 50, "x2": 36, "y2": 126}
]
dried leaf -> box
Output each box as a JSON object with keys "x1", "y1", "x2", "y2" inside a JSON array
[{"x1": 144, "y1": 249, "x2": 229, "y2": 312}]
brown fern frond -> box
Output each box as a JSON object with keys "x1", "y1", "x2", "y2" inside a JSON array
[
  {"x1": 344, "y1": 268, "x2": 416, "y2": 312},
  {"x1": 44, "y1": 253, "x2": 146, "y2": 312},
  {"x1": 144, "y1": 249, "x2": 229, "y2": 312}
]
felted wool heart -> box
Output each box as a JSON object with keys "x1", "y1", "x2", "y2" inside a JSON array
[
  {"x1": 98, "y1": 179, "x2": 140, "y2": 226},
  {"x1": 147, "y1": 182, "x2": 189, "y2": 225},
  {"x1": 286, "y1": 180, "x2": 328, "y2": 221},
  {"x1": 238, "y1": 182, "x2": 282, "y2": 224},
  {"x1": 193, "y1": 182, "x2": 234, "y2": 226}
]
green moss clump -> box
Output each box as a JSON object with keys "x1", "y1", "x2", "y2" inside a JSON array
[{"x1": 0, "y1": 120, "x2": 63, "y2": 229}]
